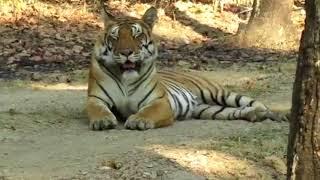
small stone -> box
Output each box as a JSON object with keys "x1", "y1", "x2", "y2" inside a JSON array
[
  {"x1": 266, "y1": 56, "x2": 277, "y2": 61},
  {"x1": 208, "y1": 57, "x2": 219, "y2": 64},
  {"x1": 41, "y1": 38, "x2": 55, "y2": 44},
  {"x1": 99, "y1": 166, "x2": 111, "y2": 171},
  {"x1": 156, "y1": 170, "x2": 165, "y2": 176},
  {"x1": 30, "y1": 56, "x2": 42, "y2": 61},
  {"x1": 143, "y1": 172, "x2": 151, "y2": 178},
  {"x1": 114, "y1": 162, "x2": 122, "y2": 169},
  {"x1": 146, "y1": 164, "x2": 153, "y2": 168},
  {"x1": 150, "y1": 171, "x2": 157, "y2": 178},
  {"x1": 73, "y1": 45, "x2": 84, "y2": 53},
  {"x1": 81, "y1": 171, "x2": 88, "y2": 175},
  {"x1": 44, "y1": 51, "x2": 53, "y2": 57},
  {"x1": 31, "y1": 72, "x2": 42, "y2": 81},
  {"x1": 58, "y1": 75, "x2": 71, "y2": 83},
  {"x1": 240, "y1": 52, "x2": 250, "y2": 58},
  {"x1": 254, "y1": 55, "x2": 265, "y2": 61},
  {"x1": 82, "y1": 52, "x2": 90, "y2": 57},
  {"x1": 7, "y1": 56, "x2": 16, "y2": 64},
  {"x1": 177, "y1": 60, "x2": 189, "y2": 66},
  {"x1": 17, "y1": 51, "x2": 31, "y2": 57}
]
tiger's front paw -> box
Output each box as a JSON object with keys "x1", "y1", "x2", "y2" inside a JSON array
[
  {"x1": 124, "y1": 115, "x2": 155, "y2": 130},
  {"x1": 89, "y1": 116, "x2": 118, "y2": 131}
]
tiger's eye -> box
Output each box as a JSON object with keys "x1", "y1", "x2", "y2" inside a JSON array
[
  {"x1": 132, "y1": 23, "x2": 142, "y2": 37},
  {"x1": 109, "y1": 26, "x2": 119, "y2": 39}
]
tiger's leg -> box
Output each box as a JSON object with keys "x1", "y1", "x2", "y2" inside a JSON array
[
  {"x1": 211, "y1": 91, "x2": 283, "y2": 121},
  {"x1": 86, "y1": 96, "x2": 118, "y2": 130},
  {"x1": 124, "y1": 98, "x2": 175, "y2": 130},
  {"x1": 193, "y1": 104, "x2": 280, "y2": 122}
]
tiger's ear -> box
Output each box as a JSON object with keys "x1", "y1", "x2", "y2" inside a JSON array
[
  {"x1": 142, "y1": 7, "x2": 158, "y2": 28},
  {"x1": 99, "y1": 0, "x2": 115, "y2": 27}
]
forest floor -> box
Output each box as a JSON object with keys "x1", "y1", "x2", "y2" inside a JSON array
[{"x1": 0, "y1": 0, "x2": 304, "y2": 179}]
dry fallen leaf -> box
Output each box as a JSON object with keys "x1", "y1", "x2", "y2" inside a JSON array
[
  {"x1": 7, "y1": 56, "x2": 17, "y2": 64},
  {"x1": 29, "y1": 56, "x2": 42, "y2": 62},
  {"x1": 72, "y1": 45, "x2": 84, "y2": 53}
]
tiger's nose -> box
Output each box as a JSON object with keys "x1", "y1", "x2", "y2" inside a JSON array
[{"x1": 119, "y1": 49, "x2": 133, "y2": 57}]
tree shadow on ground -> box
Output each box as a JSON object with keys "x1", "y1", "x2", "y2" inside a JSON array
[
  {"x1": 164, "y1": 7, "x2": 231, "y2": 38},
  {"x1": 0, "y1": 0, "x2": 297, "y2": 81}
]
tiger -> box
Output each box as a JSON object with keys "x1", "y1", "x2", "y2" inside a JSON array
[{"x1": 86, "y1": 2, "x2": 282, "y2": 131}]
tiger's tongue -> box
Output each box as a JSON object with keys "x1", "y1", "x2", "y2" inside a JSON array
[{"x1": 122, "y1": 61, "x2": 136, "y2": 69}]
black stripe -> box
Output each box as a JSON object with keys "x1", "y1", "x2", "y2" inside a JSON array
[
  {"x1": 167, "y1": 83, "x2": 189, "y2": 118},
  {"x1": 200, "y1": 90, "x2": 207, "y2": 104},
  {"x1": 168, "y1": 91, "x2": 179, "y2": 115},
  {"x1": 232, "y1": 110, "x2": 237, "y2": 119},
  {"x1": 88, "y1": 95, "x2": 111, "y2": 108},
  {"x1": 103, "y1": 34, "x2": 107, "y2": 45},
  {"x1": 128, "y1": 65, "x2": 154, "y2": 95},
  {"x1": 221, "y1": 90, "x2": 228, "y2": 106},
  {"x1": 143, "y1": 41, "x2": 153, "y2": 55},
  {"x1": 183, "y1": 79, "x2": 207, "y2": 104},
  {"x1": 95, "y1": 81, "x2": 116, "y2": 107},
  {"x1": 180, "y1": 91, "x2": 191, "y2": 118},
  {"x1": 162, "y1": 73, "x2": 209, "y2": 105},
  {"x1": 249, "y1": 100, "x2": 255, "y2": 106},
  {"x1": 166, "y1": 84, "x2": 183, "y2": 115},
  {"x1": 173, "y1": 94, "x2": 183, "y2": 118},
  {"x1": 161, "y1": 71, "x2": 220, "y2": 105},
  {"x1": 107, "y1": 44, "x2": 112, "y2": 51},
  {"x1": 182, "y1": 101, "x2": 190, "y2": 118},
  {"x1": 100, "y1": 62, "x2": 120, "y2": 83},
  {"x1": 129, "y1": 63, "x2": 154, "y2": 86},
  {"x1": 138, "y1": 82, "x2": 158, "y2": 108},
  {"x1": 197, "y1": 106, "x2": 211, "y2": 119},
  {"x1": 138, "y1": 91, "x2": 166, "y2": 109},
  {"x1": 171, "y1": 85, "x2": 192, "y2": 118},
  {"x1": 153, "y1": 92, "x2": 166, "y2": 102},
  {"x1": 210, "y1": 90, "x2": 221, "y2": 105},
  {"x1": 128, "y1": 78, "x2": 147, "y2": 95},
  {"x1": 97, "y1": 59, "x2": 125, "y2": 96},
  {"x1": 235, "y1": 95, "x2": 242, "y2": 107},
  {"x1": 215, "y1": 89, "x2": 219, "y2": 105},
  {"x1": 211, "y1": 106, "x2": 226, "y2": 119}
]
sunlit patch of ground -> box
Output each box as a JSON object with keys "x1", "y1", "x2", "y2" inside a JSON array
[
  {"x1": 31, "y1": 83, "x2": 87, "y2": 90},
  {"x1": 0, "y1": 0, "x2": 98, "y2": 24},
  {"x1": 147, "y1": 144, "x2": 276, "y2": 179}
]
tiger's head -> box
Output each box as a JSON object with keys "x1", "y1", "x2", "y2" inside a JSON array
[{"x1": 94, "y1": 5, "x2": 158, "y2": 80}]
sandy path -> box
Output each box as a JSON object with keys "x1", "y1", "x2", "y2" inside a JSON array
[{"x1": 0, "y1": 67, "x2": 292, "y2": 179}]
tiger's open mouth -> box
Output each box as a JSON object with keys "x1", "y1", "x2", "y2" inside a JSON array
[{"x1": 120, "y1": 60, "x2": 141, "y2": 72}]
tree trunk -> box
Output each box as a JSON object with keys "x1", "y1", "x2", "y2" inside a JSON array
[
  {"x1": 240, "y1": 0, "x2": 295, "y2": 49},
  {"x1": 259, "y1": 0, "x2": 292, "y2": 26},
  {"x1": 287, "y1": 0, "x2": 320, "y2": 179}
]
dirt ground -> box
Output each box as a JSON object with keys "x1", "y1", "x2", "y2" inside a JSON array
[{"x1": 0, "y1": 60, "x2": 294, "y2": 180}]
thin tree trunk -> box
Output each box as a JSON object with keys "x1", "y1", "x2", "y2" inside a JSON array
[{"x1": 287, "y1": 0, "x2": 320, "y2": 179}]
